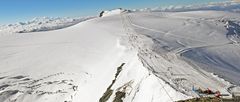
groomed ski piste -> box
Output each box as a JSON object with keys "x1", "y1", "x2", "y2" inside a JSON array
[{"x1": 0, "y1": 2, "x2": 240, "y2": 102}]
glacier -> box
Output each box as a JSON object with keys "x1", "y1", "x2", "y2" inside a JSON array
[{"x1": 0, "y1": 2, "x2": 240, "y2": 102}]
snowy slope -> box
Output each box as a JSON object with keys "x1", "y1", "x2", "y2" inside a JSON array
[
  {"x1": 0, "y1": 8, "x2": 240, "y2": 102},
  {"x1": 124, "y1": 11, "x2": 240, "y2": 97}
]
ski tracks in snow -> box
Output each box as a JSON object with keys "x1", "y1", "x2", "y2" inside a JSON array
[{"x1": 120, "y1": 13, "x2": 238, "y2": 99}]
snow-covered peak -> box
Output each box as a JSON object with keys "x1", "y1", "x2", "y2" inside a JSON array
[{"x1": 99, "y1": 8, "x2": 128, "y2": 17}]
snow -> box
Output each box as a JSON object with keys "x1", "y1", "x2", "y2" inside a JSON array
[
  {"x1": 100, "y1": 8, "x2": 127, "y2": 17},
  {"x1": 0, "y1": 3, "x2": 240, "y2": 102},
  {"x1": 134, "y1": 1, "x2": 240, "y2": 13},
  {"x1": 0, "y1": 17, "x2": 94, "y2": 34}
]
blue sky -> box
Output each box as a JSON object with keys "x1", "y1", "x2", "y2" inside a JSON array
[{"x1": 0, "y1": 0, "x2": 228, "y2": 24}]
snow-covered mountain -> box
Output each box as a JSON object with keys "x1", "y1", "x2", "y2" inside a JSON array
[
  {"x1": 0, "y1": 5, "x2": 240, "y2": 102},
  {"x1": 134, "y1": 1, "x2": 240, "y2": 13},
  {"x1": 0, "y1": 17, "x2": 94, "y2": 34}
]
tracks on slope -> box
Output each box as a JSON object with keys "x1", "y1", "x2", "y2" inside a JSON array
[
  {"x1": 120, "y1": 13, "x2": 184, "y2": 100},
  {"x1": 120, "y1": 13, "x2": 235, "y2": 98},
  {"x1": 127, "y1": 16, "x2": 236, "y2": 55}
]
